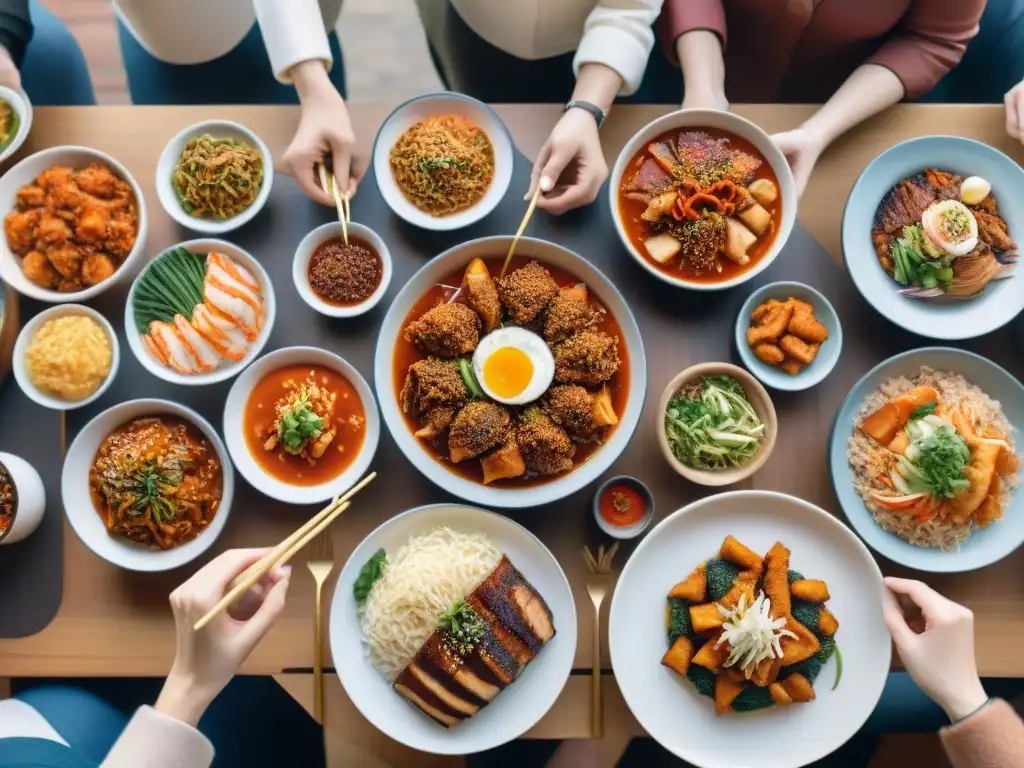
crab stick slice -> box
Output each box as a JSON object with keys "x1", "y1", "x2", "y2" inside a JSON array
[
  {"x1": 173, "y1": 314, "x2": 219, "y2": 372},
  {"x1": 192, "y1": 304, "x2": 246, "y2": 361},
  {"x1": 148, "y1": 320, "x2": 200, "y2": 375},
  {"x1": 205, "y1": 275, "x2": 262, "y2": 339},
  {"x1": 207, "y1": 252, "x2": 260, "y2": 294},
  {"x1": 141, "y1": 333, "x2": 168, "y2": 366}
]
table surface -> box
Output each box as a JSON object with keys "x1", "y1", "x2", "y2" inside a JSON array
[{"x1": 1, "y1": 104, "x2": 1023, "y2": 759}]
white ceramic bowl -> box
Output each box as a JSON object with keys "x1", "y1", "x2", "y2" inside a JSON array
[
  {"x1": 0, "y1": 451, "x2": 45, "y2": 545},
  {"x1": 124, "y1": 239, "x2": 275, "y2": 386},
  {"x1": 610, "y1": 491, "x2": 891, "y2": 768},
  {"x1": 62, "y1": 399, "x2": 234, "y2": 572},
  {"x1": 0, "y1": 85, "x2": 32, "y2": 163},
  {"x1": 292, "y1": 221, "x2": 393, "y2": 318},
  {"x1": 608, "y1": 109, "x2": 796, "y2": 291},
  {"x1": 0, "y1": 145, "x2": 148, "y2": 303},
  {"x1": 374, "y1": 235, "x2": 647, "y2": 509},
  {"x1": 330, "y1": 503, "x2": 576, "y2": 755},
  {"x1": 12, "y1": 304, "x2": 119, "y2": 411},
  {"x1": 156, "y1": 120, "x2": 273, "y2": 234},
  {"x1": 372, "y1": 93, "x2": 514, "y2": 231},
  {"x1": 223, "y1": 346, "x2": 380, "y2": 505}
]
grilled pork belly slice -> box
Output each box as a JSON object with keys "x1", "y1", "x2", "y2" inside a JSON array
[{"x1": 392, "y1": 556, "x2": 557, "y2": 728}]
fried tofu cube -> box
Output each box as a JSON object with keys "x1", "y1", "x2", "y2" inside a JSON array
[
  {"x1": 763, "y1": 542, "x2": 791, "y2": 618},
  {"x1": 669, "y1": 563, "x2": 707, "y2": 602},
  {"x1": 787, "y1": 297, "x2": 814, "y2": 315},
  {"x1": 769, "y1": 682, "x2": 793, "y2": 705},
  {"x1": 661, "y1": 636, "x2": 695, "y2": 677},
  {"x1": 738, "y1": 202, "x2": 772, "y2": 236},
  {"x1": 818, "y1": 608, "x2": 839, "y2": 637},
  {"x1": 780, "y1": 618, "x2": 821, "y2": 665},
  {"x1": 779, "y1": 334, "x2": 818, "y2": 366},
  {"x1": 691, "y1": 634, "x2": 730, "y2": 672},
  {"x1": 754, "y1": 343, "x2": 785, "y2": 365},
  {"x1": 790, "y1": 579, "x2": 830, "y2": 603},
  {"x1": 779, "y1": 359, "x2": 804, "y2": 376},
  {"x1": 747, "y1": 303, "x2": 794, "y2": 346},
  {"x1": 690, "y1": 602, "x2": 726, "y2": 634},
  {"x1": 782, "y1": 673, "x2": 816, "y2": 703},
  {"x1": 751, "y1": 299, "x2": 785, "y2": 324},
  {"x1": 715, "y1": 675, "x2": 745, "y2": 716},
  {"x1": 788, "y1": 309, "x2": 828, "y2": 343},
  {"x1": 719, "y1": 536, "x2": 764, "y2": 572}
]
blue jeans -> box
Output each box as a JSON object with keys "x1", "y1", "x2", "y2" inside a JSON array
[
  {"x1": 20, "y1": 1, "x2": 96, "y2": 106},
  {"x1": 117, "y1": 21, "x2": 346, "y2": 105}
]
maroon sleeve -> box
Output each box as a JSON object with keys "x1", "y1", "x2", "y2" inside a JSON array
[
  {"x1": 866, "y1": 0, "x2": 984, "y2": 98},
  {"x1": 657, "y1": 0, "x2": 727, "y2": 66},
  {"x1": 940, "y1": 699, "x2": 1024, "y2": 768}
]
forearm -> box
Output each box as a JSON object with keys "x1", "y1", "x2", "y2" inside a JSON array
[
  {"x1": 800, "y1": 64, "x2": 905, "y2": 148},
  {"x1": 154, "y1": 669, "x2": 219, "y2": 728},
  {"x1": 676, "y1": 30, "x2": 725, "y2": 106},
  {"x1": 291, "y1": 59, "x2": 339, "y2": 105},
  {"x1": 571, "y1": 63, "x2": 624, "y2": 114}
]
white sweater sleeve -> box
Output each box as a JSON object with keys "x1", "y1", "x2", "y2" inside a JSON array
[
  {"x1": 253, "y1": 0, "x2": 334, "y2": 83},
  {"x1": 573, "y1": 0, "x2": 664, "y2": 95},
  {"x1": 101, "y1": 706, "x2": 214, "y2": 768}
]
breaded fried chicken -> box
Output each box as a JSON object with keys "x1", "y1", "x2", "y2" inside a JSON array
[
  {"x1": 543, "y1": 291, "x2": 601, "y2": 343},
  {"x1": 518, "y1": 408, "x2": 575, "y2": 475},
  {"x1": 401, "y1": 357, "x2": 468, "y2": 437},
  {"x1": 449, "y1": 402, "x2": 511, "y2": 463},
  {"x1": 496, "y1": 261, "x2": 558, "y2": 326},
  {"x1": 405, "y1": 302, "x2": 481, "y2": 357},
  {"x1": 542, "y1": 385, "x2": 597, "y2": 439},
  {"x1": 553, "y1": 330, "x2": 620, "y2": 386}
]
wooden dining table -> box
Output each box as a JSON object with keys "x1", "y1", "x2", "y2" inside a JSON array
[{"x1": 0, "y1": 103, "x2": 1022, "y2": 768}]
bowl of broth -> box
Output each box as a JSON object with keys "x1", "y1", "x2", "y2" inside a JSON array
[
  {"x1": 223, "y1": 346, "x2": 380, "y2": 504},
  {"x1": 609, "y1": 109, "x2": 796, "y2": 291}
]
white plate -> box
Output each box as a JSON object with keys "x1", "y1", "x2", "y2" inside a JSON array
[
  {"x1": 62, "y1": 399, "x2": 234, "y2": 572},
  {"x1": 223, "y1": 346, "x2": 380, "y2": 505},
  {"x1": 330, "y1": 503, "x2": 576, "y2": 755},
  {"x1": 124, "y1": 239, "x2": 276, "y2": 386},
  {"x1": 156, "y1": 120, "x2": 273, "y2": 234},
  {"x1": 609, "y1": 491, "x2": 890, "y2": 768},
  {"x1": 372, "y1": 93, "x2": 514, "y2": 231},
  {"x1": 0, "y1": 146, "x2": 148, "y2": 303}
]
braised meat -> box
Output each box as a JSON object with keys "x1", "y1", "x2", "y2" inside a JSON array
[
  {"x1": 449, "y1": 402, "x2": 511, "y2": 463},
  {"x1": 542, "y1": 385, "x2": 597, "y2": 440},
  {"x1": 401, "y1": 358, "x2": 468, "y2": 439},
  {"x1": 974, "y1": 209, "x2": 1017, "y2": 253},
  {"x1": 405, "y1": 303, "x2": 481, "y2": 357},
  {"x1": 518, "y1": 409, "x2": 575, "y2": 476},
  {"x1": 874, "y1": 174, "x2": 937, "y2": 234},
  {"x1": 552, "y1": 330, "x2": 620, "y2": 386},
  {"x1": 496, "y1": 261, "x2": 559, "y2": 326},
  {"x1": 543, "y1": 287, "x2": 601, "y2": 344}
]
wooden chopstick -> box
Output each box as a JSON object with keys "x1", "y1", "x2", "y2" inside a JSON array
[
  {"x1": 499, "y1": 185, "x2": 542, "y2": 279},
  {"x1": 330, "y1": 174, "x2": 349, "y2": 246}
]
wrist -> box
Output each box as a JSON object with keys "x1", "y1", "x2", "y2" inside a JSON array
[
  {"x1": 291, "y1": 59, "x2": 335, "y2": 103},
  {"x1": 939, "y1": 678, "x2": 988, "y2": 722},
  {"x1": 155, "y1": 669, "x2": 219, "y2": 727}
]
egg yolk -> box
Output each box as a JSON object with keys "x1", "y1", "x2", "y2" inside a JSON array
[{"x1": 483, "y1": 346, "x2": 534, "y2": 399}]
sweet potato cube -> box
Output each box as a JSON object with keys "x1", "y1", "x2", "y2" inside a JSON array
[
  {"x1": 719, "y1": 576, "x2": 756, "y2": 611},
  {"x1": 790, "y1": 579, "x2": 830, "y2": 603},
  {"x1": 690, "y1": 602, "x2": 726, "y2": 634},
  {"x1": 780, "y1": 618, "x2": 821, "y2": 665},
  {"x1": 763, "y1": 542, "x2": 791, "y2": 618},
  {"x1": 858, "y1": 386, "x2": 940, "y2": 445},
  {"x1": 769, "y1": 682, "x2": 793, "y2": 705},
  {"x1": 692, "y1": 634, "x2": 730, "y2": 672},
  {"x1": 715, "y1": 675, "x2": 745, "y2": 716},
  {"x1": 669, "y1": 563, "x2": 707, "y2": 602},
  {"x1": 750, "y1": 657, "x2": 782, "y2": 688},
  {"x1": 818, "y1": 608, "x2": 839, "y2": 637},
  {"x1": 782, "y1": 673, "x2": 816, "y2": 703},
  {"x1": 661, "y1": 636, "x2": 695, "y2": 677},
  {"x1": 719, "y1": 535, "x2": 764, "y2": 572}
]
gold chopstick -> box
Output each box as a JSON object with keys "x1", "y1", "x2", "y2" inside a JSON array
[
  {"x1": 330, "y1": 174, "x2": 349, "y2": 246},
  {"x1": 499, "y1": 185, "x2": 542, "y2": 279}
]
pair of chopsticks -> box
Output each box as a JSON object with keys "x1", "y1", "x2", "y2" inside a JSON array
[
  {"x1": 192, "y1": 472, "x2": 377, "y2": 632},
  {"x1": 317, "y1": 163, "x2": 351, "y2": 245}
]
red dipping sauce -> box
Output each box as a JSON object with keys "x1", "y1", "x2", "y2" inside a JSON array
[{"x1": 599, "y1": 482, "x2": 647, "y2": 527}]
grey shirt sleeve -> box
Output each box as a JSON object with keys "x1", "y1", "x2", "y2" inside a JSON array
[{"x1": 0, "y1": 0, "x2": 32, "y2": 67}]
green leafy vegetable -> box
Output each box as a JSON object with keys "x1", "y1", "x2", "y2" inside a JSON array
[
  {"x1": 686, "y1": 662, "x2": 716, "y2": 697},
  {"x1": 132, "y1": 248, "x2": 207, "y2": 333},
  {"x1": 438, "y1": 600, "x2": 484, "y2": 656},
  {"x1": 128, "y1": 461, "x2": 182, "y2": 523},
  {"x1": 910, "y1": 402, "x2": 938, "y2": 420},
  {"x1": 276, "y1": 392, "x2": 325, "y2": 454},
  {"x1": 889, "y1": 224, "x2": 954, "y2": 292},
  {"x1": 706, "y1": 558, "x2": 742, "y2": 601},
  {"x1": 664, "y1": 376, "x2": 765, "y2": 470},
  {"x1": 458, "y1": 358, "x2": 485, "y2": 399},
  {"x1": 898, "y1": 422, "x2": 972, "y2": 499},
  {"x1": 667, "y1": 597, "x2": 693, "y2": 642},
  {"x1": 418, "y1": 156, "x2": 468, "y2": 174},
  {"x1": 353, "y1": 549, "x2": 387, "y2": 608}
]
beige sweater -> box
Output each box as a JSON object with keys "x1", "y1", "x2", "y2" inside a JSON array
[
  {"x1": 941, "y1": 699, "x2": 1024, "y2": 768},
  {"x1": 101, "y1": 706, "x2": 213, "y2": 767}
]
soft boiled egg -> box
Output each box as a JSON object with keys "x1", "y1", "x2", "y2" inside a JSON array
[
  {"x1": 921, "y1": 200, "x2": 978, "y2": 257},
  {"x1": 960, "y1": 175, "x2": 992, "y2": 206},
  {"x1": 472, "y1": 326, "x2": 554, "y2": 405}
]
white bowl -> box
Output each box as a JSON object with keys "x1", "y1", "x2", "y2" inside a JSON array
[
  {"x1": 223, "y1": 346, "x2": 380, "y2": 505},
  {"x1": 610, "y1": 491, "x2": 891, "y2": 768},
  {"x1": 0, "y1": 452, "x2": 45, "y2": 545},
  {"x1": 374, "y1": 235, "x2": 647, "y2": 509},
  {"x1": 292, "y1": 221, "x2": 393, "y2": 318},
  {"x1": 372, "y1": 92, "x2": 514, "y2": 231},
  {"x1": 12, "y1": 304, "x2": 119, "y2": 411},
  {"x1": 0, "y1": 146, "x2": 148, "y2": 303},
  {"x1": 330, "y1": 503, "x2": 576, "y2": 755},
  {"x1": 0, "y1": 85, "x2": 32, "y2": 163},
  {"x1": 62, "y1": 399, "x2": 234, "y2": 572},
  {"x1": 608, "y1": 109, "x2": 796, "y2": 291},
  {"x1": 156, "y1": 120, "x2": 273, "y2": 235},
  {"x1": 124, "y1": 239, "x2": 276, "y2": 386}
]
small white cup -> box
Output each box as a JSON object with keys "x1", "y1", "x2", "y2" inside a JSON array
[{"x1": 0, "y1": 452, "x2": 45, "y2": 545}]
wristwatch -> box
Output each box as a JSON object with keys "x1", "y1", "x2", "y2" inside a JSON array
[{"x1": 564, "y1": 100, "x2": 607, "y2": 129}]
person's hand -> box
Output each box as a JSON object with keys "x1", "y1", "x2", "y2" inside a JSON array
[
  {"x1": 155, "y1": 549, "x2": 292, "y2": 726},
  {"x1": 883, "y1": 577, "x2": 988, "y2": 721},
  {"x1": 282, "y1": 60, "x2": 363, "y2": 206},
  {"x1": 1004, "y1": 80, "x2": 1024, "y2": 145},
  {"x1": 0, "y1": 45, "x2": 20, "y2": 92},
  {"x1": 771, "y1": 127, "x2": 825, "y2": 198},
  {"x1": 682, "y1": 91, "x2": 729, "y2": 111},
  {"x1": 527, "y1": 108, "x2": 607, "y2": 215}
]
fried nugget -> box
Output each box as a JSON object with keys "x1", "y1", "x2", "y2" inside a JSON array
[
  {"x1": 4, "y1": 209, "x2": 40, "y2": 254},
  {"x1": 48, "y1": 245, "x2": 84, "y2": 278},
  {"x1": 779, "y1": 360, "x2": 804, "y2": 376},
  {"x1": 542, "y1": 385, "x2": 597, "y2": 439},
  {"x1": 449, "y1": 402, "x2": 511, "y2": 463},
  {"x1": 788, "y1": 310, "x2": 828, "y2": 344},
  {"x1": 15, "y1": 185, "x2": 45, "y2": 208},
  {"x1": 517, "y1": 408, "x2": 575, "y2": 475},
  {"x1": 404, "y1": 303, "x2": 481, "y2": 357},
  {"x1": 75, "y1": 205, "x2": 111, "y2": 243},
  {"x1": 34, "y1": 214, "x2": 72, "y2": 246},
  {"x1": 81, "y1": 252, "x2": 116, "y2": 286},
  {"x1": 21, "y1": 250, "x2": 59, "y2": 288},
  {"x1": 778, "y1": 334, "x2": 818, "y2": 365},
  {"x1": 553, "y1": 330, "x2": 619, "y2": 386},
  {"x1": 753, "y1": 343, "x2": 784, "y2": 365},
  {"x1": 496, "y1": 261, "x2": 558, "y2": 325},
  {"x1": 73, "y1": 163, "x2": 119, "y2": 199},
  {"x1": 747, "y1": 303, "x2": 793, "y2": 346}
]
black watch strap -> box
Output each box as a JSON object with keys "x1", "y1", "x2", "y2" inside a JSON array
[{"x1": 564, "y1": 100, "x2": 607, "y2": 129}]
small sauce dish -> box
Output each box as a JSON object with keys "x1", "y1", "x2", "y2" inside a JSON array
[{"x1": 592, "y1": 475, "x2": 654, "y2": 540}]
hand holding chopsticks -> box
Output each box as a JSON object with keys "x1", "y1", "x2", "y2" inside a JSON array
[{"x1": 318, "y1": 162, "x2": 352, "y2": 245}]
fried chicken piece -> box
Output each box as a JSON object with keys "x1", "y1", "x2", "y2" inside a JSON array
[
  {"x1": 404, "y1": 302, "x2": 481, "y2": 357},
  {"x1": 778, "y1": 334, "x2": 818, "y2": 366},
  {"x1": 543, "y1": 285, "x2": 602, "y2": 344},
  {"x1": 58, "y1": 276, "x2": 83, "y2": 292},
  {"x1": 4, "y1": 209, "x2": 40, "y2": 254},
  {"x1": 75, "y1": 205, "x2": 110, "y2": 243},
  {"x1": 448, "y1": 402, "x2": 511, "y2": 463},
  {"x1": 72, "y1": 163, "x2": 120, "y2": 199},
  {"x1": 747, "y1": 303, "x2": 793, "y2": 346},
  {"x1": 461, "y1": 258, "x2": 501, "y2": 332},
  {"x1": 400, "y1": 357, "x2": 468, "y2": 425},
  {"x1": 34, "y1": 214, "x2": 72, "y2": 247},
  {"x1": 974, "y1": 209, "x2": 1016, "y2": 252},
  {"x1": 35, "y1": 166, "x2": 73, "y2": 191},
  {"x1": 21, "y1": 250, "x2": 59, "y2": 288},
  {"x1": 15, "y1": 185, "x2": 45, "y2": 208},
  {"x1": 788, "y1": 309, "x2": 828, "y2": 344},
  {"x1": 81, "y1": 252, "x2": 116, "y2": 286},
  {"x1": 497, "y1": 261, "x2": 559, "y2": 326},
  {"x1": 552, "y1": 330, "x2": 620, "y2": 386},
  {"x1": 542, "y1": 385, "x2": 597, "y2": 440},
  {"x1": 48, "y1": 245, "x2": 84, "y2": 278},
  {"x1": 105, "y1": 215, "x2": 137, "y2": 259},
  {"x1": 517, "y1": 408, "x2": 575, "y2": 476},
  {"x1": 753, "y1": 343, "x2": 784, "y2": 365}
]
